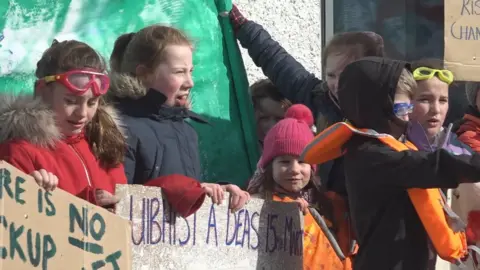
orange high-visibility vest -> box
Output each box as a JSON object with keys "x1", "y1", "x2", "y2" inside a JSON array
[
  {"x1": 300, "y1": 122, "x2": 468, "y2": 263},
  {"x1": 273, "y1": 194, "x2": 353, "y2": 270}
]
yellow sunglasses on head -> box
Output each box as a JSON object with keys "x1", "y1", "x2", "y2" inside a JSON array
[{"x1": 413, "y1": 67, "x2": 454, "y2": 85}]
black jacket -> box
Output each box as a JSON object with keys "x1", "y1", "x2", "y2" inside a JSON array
[
  {"x1": 237, "y1": 20, "x2": 345, "y2": 194},
  {"x1": 108, "y1": 73, "x2": 207, "y2": 184},
  {"x1": 338, "y1": 57, "x2": 480, "y2": 270}
]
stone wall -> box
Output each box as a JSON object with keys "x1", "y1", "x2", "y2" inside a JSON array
[{"x1": 234, "y1": 0, "x2": 323, "y2": 85}]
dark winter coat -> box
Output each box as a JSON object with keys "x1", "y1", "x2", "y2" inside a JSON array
[
  {"x1": 338, "y1": 57, "x2": 480, "y2": 270},
  {"x1": 108, "y1": 73, "x2": 207, "y2": 184}
]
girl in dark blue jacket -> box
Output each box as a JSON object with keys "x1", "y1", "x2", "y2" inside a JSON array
[{"x1": 108, "y1": 25, "x2": 249, "y2": 210}]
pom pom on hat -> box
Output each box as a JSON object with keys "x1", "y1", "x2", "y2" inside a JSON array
[
  {"x1": 260, "y1": 104, "x2": 316, "y2": 170},
  {"x1": 285, "y1": 104, "x2": 314, "y2": 127}
]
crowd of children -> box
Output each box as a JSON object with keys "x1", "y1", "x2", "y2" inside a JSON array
[
  {"x1": 2, "y1": 3, "x2": 480, "y2": 270},
  {"x1": 231, "y1": 4, "x2": 480, "y2": 270}
]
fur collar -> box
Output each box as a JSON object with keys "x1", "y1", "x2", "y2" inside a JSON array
[
  {"x1": 0, "y1": 94, "x2": 123, "y2": 148},
  {"x1": 108, "y1": 72, "x2": 192, "y2": 109},
  {"x1": 108, "y1": 72, "x2": 148, "y2": 100}
]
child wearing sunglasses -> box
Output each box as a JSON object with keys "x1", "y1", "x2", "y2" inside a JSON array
[
  {"x1": 0, "y1": 40, "x2": 126, "y2": 209},
  {"x1": 407, "y1": 59, "x2": 471, "y2": 154},
  {"x1": 403, "y1": 59, "x2": 473, "y2": 269},
  {"x1": 301, "y1": 57, "x2": 480, "y2": 269},
  {"x1": 108, "y1": 25, "x2": 250, "y2": 211}
]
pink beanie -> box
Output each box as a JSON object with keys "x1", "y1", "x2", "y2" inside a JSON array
[{"x1": 259, "y1": 104, "x2": 315, "y2": 170}]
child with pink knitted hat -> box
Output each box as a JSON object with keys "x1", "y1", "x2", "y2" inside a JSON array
[
  {"x1": 248, "y1": 104, "x2": 316, "y2": 197},
  {"x1": 248, "y1": 104, "x2": 351, "y2": 270}
]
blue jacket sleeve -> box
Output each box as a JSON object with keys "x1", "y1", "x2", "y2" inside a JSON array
[{"x1": 236, "y1": 20, "x2": 322, "y2": 114}]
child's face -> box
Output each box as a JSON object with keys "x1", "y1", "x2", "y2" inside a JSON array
[
  {"x1": 255, "y1": 97, "x2": 286, "y2": 141},
  {"x1": 145, "y1": 45, "x2": 194, "y2": 107},
  {"x1": 410, "y1": 77, "x2": 449, "y2": 139},
  {"x1": 325, "y1": 53, "x2": 354, "y2": 98},
  {"x1": 272, "y1": 155, "x2": 311, "y2": 193},
  {"x1": 44, "y1": 79, "x2": 100, "y2": 136}
]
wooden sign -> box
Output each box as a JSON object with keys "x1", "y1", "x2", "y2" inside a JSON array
[
  {"x1": 0, "y1": 161, "x2": 131, "y2": 270},
  {"x1": 116, "y1": 184, "x2": 304, "y2": 270},
  {"x1": 445, "y1": 0, "x2": 480, "y2": 81}
]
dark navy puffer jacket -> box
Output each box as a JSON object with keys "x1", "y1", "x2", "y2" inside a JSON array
[{"x1": 108, "y1": 73, "x2": 207, "y2": 184}]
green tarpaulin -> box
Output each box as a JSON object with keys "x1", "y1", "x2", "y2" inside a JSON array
[{"x1": 0, "y1": 0, "x2": 259, "y2": 185}]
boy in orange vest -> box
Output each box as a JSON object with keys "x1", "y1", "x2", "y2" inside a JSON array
[{"x1": 301, "y1": 57, "x2": 480, "y2": 270}]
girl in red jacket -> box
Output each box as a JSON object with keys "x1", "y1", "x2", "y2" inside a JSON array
[{"x1": 0, "y1": 39, "x2": 126, "y2": 209}]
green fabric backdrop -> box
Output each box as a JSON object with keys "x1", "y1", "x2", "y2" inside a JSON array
[{"x1": 0, "y1": 0, "x2": 259, "y2": 185}]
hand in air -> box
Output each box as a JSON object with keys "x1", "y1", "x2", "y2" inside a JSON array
[
  {"x1": 201, "y1": 183, "x2": 225, "y2": 205},
  {"x1": 225, "y1": 4, "x2": 247, "y2": 31},
  {"x1": 225, "y1": 184, "x2": 250, "y2": 212},
  {"x1": 95, "y1": 189, "x2": 120, "y2": 212},
  {"x1": 30, "y1": 169, "x2": 58, "y2": 191}
]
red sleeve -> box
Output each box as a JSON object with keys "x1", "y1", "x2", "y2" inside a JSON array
[
  {"x1": 458, "y1": 130, "x2": 480, "y2": 152},
  {"x1": 0, "y1": 142, "x2": 36, "y2": 174},
  {"x1": 107, "y1": 164, "x2": 127, "y2": 186},
  {"x1": 145, "y1": 174, "x2": 206, "y2": 217}
]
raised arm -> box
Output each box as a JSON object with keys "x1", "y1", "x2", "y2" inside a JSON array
[
  {"x1": 230, "y1": 5, "x2": 322, "y2": 113},
  {"x1": 352, "y1": 139, "x2": 480, "y2": 189}
]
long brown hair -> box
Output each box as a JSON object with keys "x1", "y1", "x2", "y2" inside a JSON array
[{"x1": 35, "y1": 39, "x2": 125, "y2": 168}]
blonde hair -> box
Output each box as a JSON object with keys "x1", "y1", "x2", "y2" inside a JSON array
[{"x1": 396, "y1": 68, "x2": 416, "y2": 99}]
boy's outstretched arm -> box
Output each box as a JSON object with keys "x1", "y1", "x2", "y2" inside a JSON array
[{"x1": 351, "y1": 140, "x2": 480, "y2": 189}]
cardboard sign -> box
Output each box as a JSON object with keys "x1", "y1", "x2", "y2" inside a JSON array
[
  {"x1": 0, "y1": 161, "x2": 131, "y2": 270},
  {"x1": 445, "y1": 1, "x2": 480, "y2": 81},
  {"x1": 116, "y1": 185, "x2": 304, "y2": 270}
]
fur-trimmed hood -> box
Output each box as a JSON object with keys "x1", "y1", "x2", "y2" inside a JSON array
[
  {"x1": 108, "y1": 72, "x2": 192, "y2": 109},
  {"x1": 108, "y1": 72, "x2": 148, "y2": 100},
  {"x1": 0, "y1": 94, "x2": 124, "y2": 148}
]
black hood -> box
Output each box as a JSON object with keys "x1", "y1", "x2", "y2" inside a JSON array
[{"x1": 337, "y1": 57, "x2": 410, "y2": 134}]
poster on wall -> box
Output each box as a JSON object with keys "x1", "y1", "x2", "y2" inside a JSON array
[{"x1": 444, "y1": 0, "x2": 480, "y2": 81}]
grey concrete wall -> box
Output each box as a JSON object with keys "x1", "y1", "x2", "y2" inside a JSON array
[{"x1": 234, "y1": 0, "x2": 323, "y2": 85}]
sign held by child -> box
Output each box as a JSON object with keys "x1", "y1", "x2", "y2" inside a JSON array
[
  {"x1": 115, "y1": 184, "x2": 304, "y2": 270},
  {"x1": 0, "y1": 161, "x2": 131, "y2": 270},
  {"x1": 444, "y1": 0, "x2": 480, "y2": 81}
]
